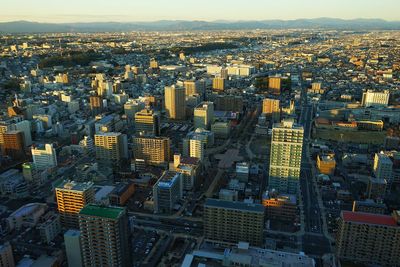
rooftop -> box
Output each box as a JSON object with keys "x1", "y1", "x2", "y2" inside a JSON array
[
  {"x1": 342, "y1": 211, "x2": 398, "y2": 227},
  {"x1": 205, "y1": 198, "x2": 264, "y2": 213},
  {"x1": 79, "y1": 204, "x2": 125, "y2": 220},
  {"x1": 55, "y1": 180, "x2": 94, "y2": 191}
]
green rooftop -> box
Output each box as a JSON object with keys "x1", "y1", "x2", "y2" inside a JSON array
[{"x1": 79, "y1": 204, "x2": 125, "y2": 220}]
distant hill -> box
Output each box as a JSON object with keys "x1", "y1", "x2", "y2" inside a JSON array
[{"x1": 1, "y1": 18, "x2": 400, "y2": 33}]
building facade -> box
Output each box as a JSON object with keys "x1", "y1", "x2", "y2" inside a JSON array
[
  {"x1": 269, "y1": 119, "x2": 304, "y2": 194},
  {"x1": 204, "y1": 199, "x2": 265, "y2": 246},
  {"x1": 79, "y1": 204, "x2": 130, "y2": 267}
]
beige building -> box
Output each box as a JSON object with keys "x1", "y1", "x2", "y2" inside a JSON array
[
  {"x1": 134, "y1": 109, "x2": 160, "y2": 136},
  {"x1": 212, "y1": 77, "x2": 226, "y2": 91},
  {"x1": 269, "y1": 77, "x2": 281, "y2": 94},
  {"x1": 262, "y1": 98, "x2": 280, "y2": 122},
  {"x1": 194, "y1": 102, "x2": 214, "y2": 130},
  {"x1": 55, "y1": 180, "x2": 94, "y2": 229},
  {"x1": 165, "y1": 85, "x2": 185, "y2": 120},
  {"x1": 204, "y1": 198, "x2": 265, "y2": 246},
  {"x1": 133, "y1": 136, "x2": 170, "y2": 166},
  {"x1": 94, "y1": 132, "x2": 127, "y2": 164},
  {"x1": 362, "y1": 90, "x2": 390, "y2": 107}
]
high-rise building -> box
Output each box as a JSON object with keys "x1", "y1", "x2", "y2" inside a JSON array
[
  {"x1": 133, "y1": 136, "x2": 170, "y2": 166},
  {"x1": 215, "y1": 95, "x2": 243, "y2": 112},
  {"x1": 194, "y1": 102, "x2": 214, "y2": 130},
  {"x1": 153, "y1": 171, "x2": 183, "y2": 213},
  {"x1": 31, "y1": 144, "x2": 57, "y2": 170},
  {"x1": 134, "y1": 109, "x2": 160, "y2": 136},
  {"x1": 89, "y1": 95, "x2": 103, "y2": 115},
  {"x1": 184, "y1": 80, "x2": 203, "y2": 96},
  {"x1": 373, "y1": 152, "x2": 393, "y2": 185},
  {"x1": 64, "y1": 230, "x2": 83, "y2": 267},
  {"x1": 362, "y1": 90, "x2": 390, "y2": 107},
  {"x1": 188, "y1": 137, "x2": 205, "y2": 161},
  {"x1": 164, "y1": 85, "x2": 185, "y2": 120},
  {"x1": 336, "y1": 210, "x2": 400, "y2": 266},
  {"x1": 262, "y1": 98, "x2": 280, "y2": 122},
  {"x1": 269, "y1": 119, "x2": 304, "y2": 194},
  {"x1": 269, "y1": 77, "x2": 281, "y2": 95},
  {"x1": 204, "y1": 199, "x2": 265, "y2": 246},
  {"x1": 1, "y1": 131, "x2": 25, "y2": 160},
  {"x1": 94, "y1": 132, "x2": 127, "y2": 164},
  {"x1": 0, "y1": 242, "x2": 15, "y2": 267},
  {"x1": 79, "y1": 204, "x2": 130, "y2": 267},
  {"x1": 55, "y1": 180, "x2": 95, "y2": 229},
  {"x1": 212, "y1": 77, "x2": 226, "y2": 91},
  {"x1": 172, "y1": 154, "x2": 200, "y2": 191}
]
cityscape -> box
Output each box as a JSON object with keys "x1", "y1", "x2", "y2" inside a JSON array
[{"x1": 1, "y1": 1, "x2": 400, "y2": 267}]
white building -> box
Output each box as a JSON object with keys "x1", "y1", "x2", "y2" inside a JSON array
[
  {"x1": 31, "y1": 144, "x2": 57, "y2": 170},
  {"x1": 362, "y1": 90, "x2": 390, "y2": 107}
]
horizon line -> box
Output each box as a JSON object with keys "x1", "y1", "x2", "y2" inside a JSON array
[{"x1": 1, "y1": 17, "x2": 400, "y2": 24}]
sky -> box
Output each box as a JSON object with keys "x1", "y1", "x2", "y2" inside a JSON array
[{"x1": 1, "y1": 0, "x2": 399, "y2": 23}]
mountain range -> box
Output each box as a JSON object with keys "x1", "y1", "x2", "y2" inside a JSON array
[{"x1": 1, "y1": 18, "x2": 400, "y2": 33}]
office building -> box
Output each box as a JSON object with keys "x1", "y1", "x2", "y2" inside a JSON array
[
  {"x1": 367, "y1": 177, "x2": 387, "y2": 200},
  {"x1": 215, "y1": 95, "x2": 243, "y2": 112},
  {"x1": 336, "y1": 210, "x2": 400, "y2": 266},
  {"x1": 89, "y1": 95, "x2": 103, "y2": 115},
  {"x1": 211, "y1": 121, "x2": 231, "y2": 139},
  {"x1": 269, "y1": 77, "x2": 281, "y2": 94},
  {"x1": 0, "y1": 242, "x2": 14, "y2": 267},
  {"x1": 204, "y1": 198, "x2": 265, "y2": 246},
  {"x1": 262, "y1": 191, "x2": 297, "y2": 221},
  {"x1": 94, "y1": 132, "x2": 127, "y2": 165},
  {"x1": 373, "y1": 152, "x2": 393, "y2": 185},
  {"x1": 362, "y1": 90, "x2": 390, "y2": 107},
  {"x1": 79, "y1": 204, "x2": 130, "y2": 267},
  {"x1": 164, "y1": 85, "x2": 185, "y2": 120},
  {"x1": 262, "y1": 98, "x2": 280, "y2": 122},
  {"x1": 172, "y1": 154, "x2": 200, "y2": 191},
  {"x1": 194, "y1": 102, "x2": 214, "y2": 130},
  {"x1": 352, "y1": 200, "x2": 386, "y2": 214},
  {"x1": 55, "y1": 180, "x2": 95, "y2": 229},
  {"x1": 133, "y1": 136, "x2": 170, "y2": 166},
  {"x1": 212, "y1": 77, "x2": 226, "y2": 91},
  {"x1": 269, "y1": 119, "x2": 304, "y2": 194},
  {"x1": 184, "y1": 80, "x2": 204, "y2": 96},
  {"x1": 134, "y1": 109, "x2": 160, "y2": 136},
  {"x1": 1, "y1": 131, "x2": 25, "y2": 160},
  {"x1": 108, "y1": 182, "x2": 135, "y2": 206},
  {"x1": 64, "y1": 230, "x2": 83, "y2": 267},
  {"x1": 37, "y1": 212, "x2": 61, "y2": 244},
  {"x1": 153, "y1": 171, "x2": 182, "y2": 213},
  {"x1": 31, "y1": 143, "x2": 57, "y2": 170}
]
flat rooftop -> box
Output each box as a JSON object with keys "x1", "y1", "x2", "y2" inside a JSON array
[
  {"x1": 342, "y1": 211, "x2": 397, "y2": 227},
  {"x1": 55, "y1": 180, "x2": 93, "y2": 191},
  {"x1": 205, "y1": 198, "x2": 264, "y2": 213},
  {"x1": 79, "y1": 204, "x2": 125, "y2": 220}
]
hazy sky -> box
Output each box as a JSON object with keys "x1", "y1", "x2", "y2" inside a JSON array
[{"x1": 1, "y1": 0, "x2": 399, "y2": 23}]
